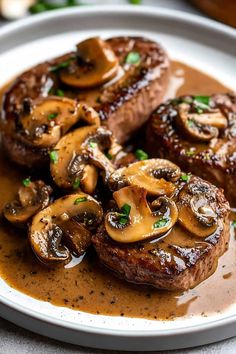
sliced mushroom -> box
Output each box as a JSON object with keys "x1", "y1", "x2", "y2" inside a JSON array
[
  {"x1": 29, "y1": 193, "x2": 103, "y2": 264},
  {"x1": 105, "y1": 186, "x2": 178, "y2": 243},
  {"x1": 177, "y1": 181, "x2": 218, "y2": 237},
  {"x1": 108, "y1": 159, "x2": 181, "y2": 196},
  {"x1": 60, "y1": 37, "x2": 119, "y2": 88},
  {"x1": 50, "y1": 126, "x2": 119, "y2": 194},
  {"x1": 177, "y1": 103, "x2": 227, "y2": 142},
  {"x1": 3, "y1": 180, "x2": 52, "y2": 225},
  {"x1": 20, "y1": 97, "x2": 100, "y2": 148}
]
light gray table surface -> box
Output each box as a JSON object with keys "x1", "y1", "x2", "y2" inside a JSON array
[{"x1": 0, "y1": 1, "x2": 236, "y2": 353}]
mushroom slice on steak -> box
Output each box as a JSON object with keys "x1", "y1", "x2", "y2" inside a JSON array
[
  {"x1": 177, "y1": 180, "x2": 219, "y2": 237},
  {"x1": 29, "y1": 193, "x2": 103, "y2": 264},
  {"x1": 60, "y1": 37, "x2": 119, "y2": 88},
  {"x1": 50, "y1": 126, "x2": 120, "y2": 194},
  {"x1": 177, "y1": 102, "x2": 227, "y2": 142},
  {"x1": 108, "y1": 159, "x2": 181, "y2": 196},
  {"x1": 19, "y1": 98, "x2": 100, "y2": 148},
  {"x1": 3, "y1": 180, "x2": 52, "y2": 225},
  {"x1": 105, "y1": 185, "x2": 178, "y2": 243}
]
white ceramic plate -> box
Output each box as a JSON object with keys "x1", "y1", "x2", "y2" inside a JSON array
[{"x1": 0, "y1": 5, "x2": 236, "y2": 351}]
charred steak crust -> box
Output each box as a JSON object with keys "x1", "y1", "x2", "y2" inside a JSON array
[
  {"x1": 1, "y1": 36, "x2": 169, "y2": 168},
  {"x1": 146, "y1": 93, "x2": 236, "y2": 205},
  {"x1": 92, "y1": 176, "x2": 230, "y2": 291}
]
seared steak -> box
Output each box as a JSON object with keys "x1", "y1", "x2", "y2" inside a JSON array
[
  {"x1": 1, "y1": 36, "x2": 169, "y2": 168},
  {"x1": 146, "y1": 93, "x2": 236, "y2": 206},
  {"x1": 92, "y1": 176, "x2": 230, "y2": 291}
]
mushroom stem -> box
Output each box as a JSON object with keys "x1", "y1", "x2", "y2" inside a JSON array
[{"x1": 108, "y1": 159, "x2": 181, "y2": 196}]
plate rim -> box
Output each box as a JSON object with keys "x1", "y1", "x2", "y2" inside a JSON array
[{"x1": 0, "y1": 3, "x2": 236, "y2": 346}]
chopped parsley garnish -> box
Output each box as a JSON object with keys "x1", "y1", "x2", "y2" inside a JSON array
[
  {"x1": 121, "y1": 203, "x2": 131, "y2": 216},
  {"x1": 195, "y1": 106, "x2": 204, "y2": 114},
  {"x1": 185, "y1": 150, "x2": 195, "y2": 157},
  {"x1": 48, "y1": 112, "x2": 58, "y2": 120},
  {"x1": 73, "y1": 178, "x2": 81, "y2": 190},
  {"x1": 55, "y1": 89, "x2": 64, "y2": 97},
  {"x1": 106, "y1": 152, "x2": 112, "y2": 160},
  {"x1": 180, "y1": 173, "x2": 191, "y2": 182},
  {"x1": 22, "y1": 177, "x2": 31, "y2": 187},
  {"x1": 153, "y1": 218, "x2": 169, "y2": 229},
  {"x1": 193, "y1": 96, "x2": 210, "y2": 114},
  {"x1": 49, "y1": 150, "x2": 58, "y2": 164},
  {"x1": 119, "y1": 216, "x2": 130, "y2": 225},
  {"x1": 129, "y1": 0, "x2": 141, "y2": 3},
  {"x1": 187, "y1": 119, "x2": 195, "y2": 128},
  {"x1": 194, "y1": 96, "x2": 210, "y2": 106},
  {"x1": 74, "y1": 197, "x2": 87, "y2": 205},
  {"x1": 232, "y1": 221, "x2": 236, "y2": 228},
  {"x1": 125, "y1": 52, "x2": 141, "y2": 65},
  {"x1": 89, "y1": 142, "x2": 97, "y2": 149},
  {"x1": 118, "y1": 203, "x2": 131, "y2": 225},
  {"x1": 30, "y1": 0, "x2": 78, "y2": 14},
  {"x1": 135, "y1": 149, "x2": 148, "y2": 161},
  {"x1": 50, "y1": 57, "x2": 75, "y2": 72}
]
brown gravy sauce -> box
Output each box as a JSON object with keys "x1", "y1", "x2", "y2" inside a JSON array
[{"x1": 0, "y1": 61, "x2": 235, "y2": 320}]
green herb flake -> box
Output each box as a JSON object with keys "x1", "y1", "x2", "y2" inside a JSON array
[
  {"x1": 50, "y1": 58, "x2": 74, "y2": 72},
  {"x1": 129, "y1": 0, "x2": 141, "y2": 4},
  {"x1": 194, "y1": 96, "x2": 210, "y2": 106},
  {"x1": 73, "y1": 178, "x2": 81, "y2": 190},
  {"x1": 22, "y1": 177, "x2": 31, "y2": 187},
  {"x1": 232, "y1": 220, "x2": 236, "y2": 228},
  {"x1": 74, "y1": 197, "x2": 87, "y2": 205},
  {"x1": 118, "y1": 203, "x2": 131, "y2": 225},
  {"x1": 185, "y1": 150, "x2": 195, "y2": 157},
  {"x1": 119, "y1": 216, "x2": 129, "y2": 225},
  {"x1": 30, "y1": 0, "x2": 78, "y2": 14},
  {"x1": 48, "y1": 112, "x2": 58, "y2": 121},
  {"x1": 121, "y1": 203, "x2": 131, "y2": 217},
  {"x1": 125, "y1": 52, "x2": 141, "y2": 65},
  {"x1": 89, "y1": 142, "x2": 97, "y2": 149},
  {"x1": 195, "y1": 106, "x2": 204, "y2": 114},
  {"x1": 56, "y1": 89, "x2": 64, "y2": 97},
  {"x1": 49, "y1": 150, "x2": 58, "y2": 164},
  {"x1": 153, "y1": 218, "x2": 169, "y2": 229},
  {"x1": 106, "y1": 152, "x2": 112, "y2": 160},
  {"x1": 187, "y1": 119, "x2": 195, "y2": 128},
  {"x1": 135, "y1": 149, "x2": 149, "y2": 161},
  {"x1": 180, "y1": 173, "x2": 191, "y2": 182}
]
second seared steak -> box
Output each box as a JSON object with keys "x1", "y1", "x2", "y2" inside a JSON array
[
  {"x1": 1, "y1": 36, "x2": 170, "y2": 168},
  {"x1": 92, "y1": 174, "x2": 230, "y2": 291},
  {"x1": 146, "y1": 93, "x2": 236, "y2": 206}
]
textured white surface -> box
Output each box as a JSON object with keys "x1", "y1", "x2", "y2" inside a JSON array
[{"x1": 0, "y1": 1, "x2": 236, "y2": 353}]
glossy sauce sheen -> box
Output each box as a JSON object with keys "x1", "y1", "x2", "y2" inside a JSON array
[{"x1": 0, "y1": 61, "x2": 235, "y2": 320}]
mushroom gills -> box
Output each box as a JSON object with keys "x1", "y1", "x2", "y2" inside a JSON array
[
  {"x1": 105, "y1": 185, "x2": 178, "y2": 243},
  {"x1": 177, "y1": 103, "x2": 227, "y2": 142},
  {"x1": 29, "y1": 193, "x2": 103, "y2": 264},
  {"x1": 177, "y1": 181, "x2": 218, "y2": 237},
  {"x1": 3, "y1": 180, "x2": 52, "y2": 225}
]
